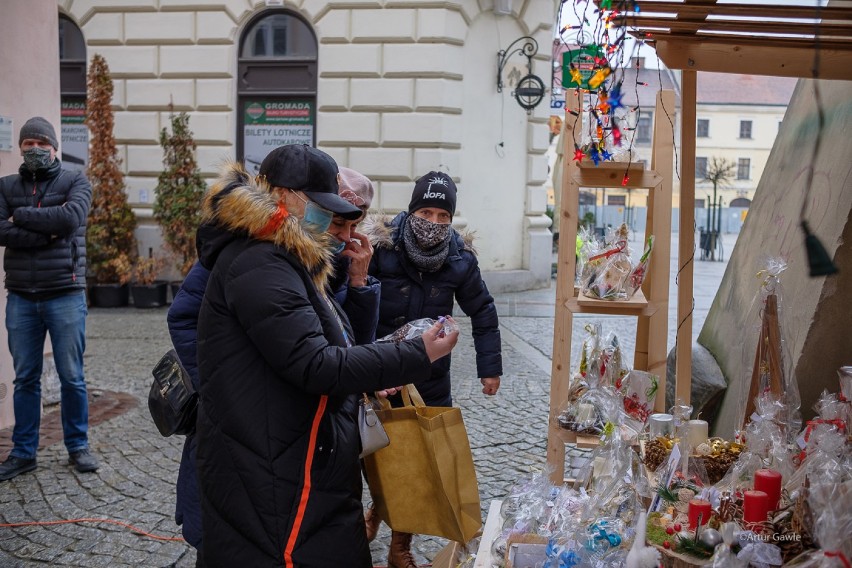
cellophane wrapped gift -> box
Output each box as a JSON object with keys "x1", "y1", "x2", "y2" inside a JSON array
[
  {"x1": 735, "y1": 258, "x2": 802, "y2": 443},
  {"x1": 785, "y1": 480, "x2": 852, "y2": 567},
  {"x1": 582, "y1": 232, "x2": 632, "y2": 301},
  {"x1": 616, "y1": 369, "x2": 659, "y2": 431},
  {"x1": 375, "y1": 317, "x2": 458, "y2": 343},
  {"x1": 626, "y1": 235, "x2": 654, "y2": 298}
]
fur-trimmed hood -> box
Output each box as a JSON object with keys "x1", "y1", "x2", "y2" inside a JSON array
[
  {"x1": 361, "y1": 211, "x2": 477, "y2": 255},
  {"x1": 199, "y1": 161, "x2": 334, "y2": 291}
]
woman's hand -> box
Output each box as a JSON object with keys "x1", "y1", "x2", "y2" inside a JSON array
[
  {"x1": 421, "y1": 316, "x2": 459, "y2": 362},
  {"x1": 342, "y1": 229, "x2": 373, "y2": 287}
]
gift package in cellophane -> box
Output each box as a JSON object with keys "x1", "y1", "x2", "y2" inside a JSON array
[{"x1": 579, "y1": 223, "x2": 654, "y2": 301}]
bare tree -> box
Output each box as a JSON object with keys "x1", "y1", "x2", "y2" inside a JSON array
[{"x1": 701, "y1": 157, "x2": 735, "y2": 260}]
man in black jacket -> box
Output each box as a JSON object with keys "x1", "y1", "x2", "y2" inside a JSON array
[
  {"x1": 0, "y1": 116, "x2": 96, "y2": 481},
  {"x1": 366, "y1": 171, "x2": 502, "y2": 567}
]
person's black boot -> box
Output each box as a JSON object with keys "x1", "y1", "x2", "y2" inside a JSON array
[
  {"x1": 0, "y1": 456, "x2": 37, "y2": 481},
  {"x1": 68, "y1": 449, "x2": 99, "y2": 473}
]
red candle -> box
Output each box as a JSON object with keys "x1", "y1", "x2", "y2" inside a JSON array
[
  {"x1": 743, "y1": 490, "x2": 770, "y2": 525},
  {"x1": 688, "y1": 498, "x2": 712, "y2": 528},
  {"x1": 754, "y1": 469, "x2": 782, "y2": 511}
]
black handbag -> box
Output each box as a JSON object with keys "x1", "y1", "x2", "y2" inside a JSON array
[{"x1": 148, "y1": 349, "x2": 198, "y2": 437}]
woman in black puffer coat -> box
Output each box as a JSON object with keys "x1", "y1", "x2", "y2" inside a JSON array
[{"x1": 194, "y1": 151, "x2": 458, "y2": 568}]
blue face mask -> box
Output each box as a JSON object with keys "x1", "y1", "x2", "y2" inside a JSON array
[
  {"x1": 329, "y1": 237, "x2": 346, "y2": 255},
  {"x1": 294, "y1": 192, "x2": 333, "y2": 233}
]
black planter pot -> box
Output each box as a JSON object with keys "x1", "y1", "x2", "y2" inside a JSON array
[
  {"x1": 89, "y1": 284, "x2": 130, "y2": 308},
  {"x1": 130, "y1": 281, "x2": 169, "y2": 308}
]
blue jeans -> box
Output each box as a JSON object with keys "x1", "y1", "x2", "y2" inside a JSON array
[{"x1": 6, "y1": 291, "x2": 89, "y2": 459}]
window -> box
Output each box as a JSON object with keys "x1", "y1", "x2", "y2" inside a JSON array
[
  {"x1": 737, "y1": 158, "x2": 750, "y2": 180},
  {"x1": 739, "y1": 120, "x2": 752, "y2": 139},
  {"x1": 636, "y1": 113, "x2": 652, "y2": 142},
  {"x1": 608, "y1": 195, "x2": 626, "y2": 206},
  {"x1": 696, "y1": 157, "x2": 708, "y2": 178},
  {"x1": 241, "y1": 13, "x2": 316, "y2": 58},
  {"x1": 696, "y1": 198, "x2": 706, "y2": 209},
  {"x1": 697, "y1": 119, "x2": 709, "y2": 137}
]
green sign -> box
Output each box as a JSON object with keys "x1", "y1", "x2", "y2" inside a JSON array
[
  {"x1": 562, "y1": 46, "x2": 605, "y2": 90},
  {"x1": 243, "y1": 99, "x2": 314, "y2": 174}
]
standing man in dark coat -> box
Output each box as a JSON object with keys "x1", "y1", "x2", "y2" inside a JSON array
[
  {"x1": 194, "y1": 146, "x2": 458, "y2": 567},
  {"x1": 365, "y1": 170, "x2": 502, "y2": 567},
  {"x1": 0, "y1": 117, "x2": 97, "y2": 481}
]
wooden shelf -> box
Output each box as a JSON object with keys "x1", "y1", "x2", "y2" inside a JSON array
[
  {"x1": 573, "y1": 161, "x2": 663, "y2": 189},
  {"x1": 554, "y1": 428, "x2": 602, "y2": 448},
  {"x1": 566, "y1": 288, "x2": 659, "y2": 316},
  {"x1": 547, "y1": 89, "x2": 675, "y2": 485}
]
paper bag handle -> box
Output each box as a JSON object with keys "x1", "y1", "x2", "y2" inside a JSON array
[{"x1": 376, "y1": 383, "x2": 425, "y2": 409}]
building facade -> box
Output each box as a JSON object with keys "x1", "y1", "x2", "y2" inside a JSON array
[
  {"x1": 694, "y1": 73, "x2": 797, "y2": 229},
  {"x1": 52, "y1": 0, "x2": 556, "y2": 289}
]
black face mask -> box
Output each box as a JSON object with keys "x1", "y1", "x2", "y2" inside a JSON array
[
  {"x1": 22, "y1": 147, "x2": 54, "y2": 172},
  {"x1": 408, "y1": 214, "x2": 451, "y2": 249}
]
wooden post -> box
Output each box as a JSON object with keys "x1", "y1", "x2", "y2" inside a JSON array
[
  {"x1": 635, "y1": 90, "x2": 676, "y2": 411},
  {"x1": 675, "y1": 70, "x2": 697, "y2": 406},
  {"x1": 546, "y1": 90, "x2": 582, "y2": 484}
]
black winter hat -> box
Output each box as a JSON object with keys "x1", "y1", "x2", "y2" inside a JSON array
[
  {"x1": 408, "y1": 171, "x2": 457, "y2": 217},
  {"x1": 259, "y1": 144, "x2": 361, "y2": 220},
  {"x1": 19, "y1": 116, "x2": 59, "y2": 150}
]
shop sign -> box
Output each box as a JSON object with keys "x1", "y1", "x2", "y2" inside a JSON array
[
  {"x1": 562, "y1": 46, "x2": 604, "y2": 90},
  {"x1": 243, "y1": 100, "x2": 314, "y2": 174},
  {"x1": 61, "y1": 98, "x2": 88, "y2": 171}
]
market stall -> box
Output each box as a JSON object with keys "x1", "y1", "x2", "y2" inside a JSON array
[{"x1": 444, "y1": 2, "x2": 852, "y2": 567}]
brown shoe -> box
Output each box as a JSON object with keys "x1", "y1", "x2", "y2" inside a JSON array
[
  {"x1": 388, "y1": 531, "x2": 418, "y2": 568},
  {"x1": 364, "y1": 504, "x2": 381, "y2": 542}
]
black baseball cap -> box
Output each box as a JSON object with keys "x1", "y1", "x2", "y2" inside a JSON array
[{"x1": 259, "y1": 145, "x2": 361, "y2": 220}]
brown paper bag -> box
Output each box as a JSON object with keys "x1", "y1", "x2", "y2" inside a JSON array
[{"x1": 363, "y1": 384, "x2": 482, "y2": 543}]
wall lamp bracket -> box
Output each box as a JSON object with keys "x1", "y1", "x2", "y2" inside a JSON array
[{"x1": 497, "y1": 36, "x2": 545, "y2": 112}]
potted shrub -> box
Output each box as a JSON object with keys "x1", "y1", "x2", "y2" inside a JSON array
[
  {"x1": 129, "y1": 249, "x2": 168, "y2": 308},
  {"x1": 85, "y1": 53, "x2": 138, "y2": 307},
  {"x1": 153, "y1": 110, "x2": 207, "y2": 298}
]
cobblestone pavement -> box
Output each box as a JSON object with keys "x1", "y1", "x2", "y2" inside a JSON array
[{"x1": 0, "y1": 233, "x2": 737, "y2": 567}]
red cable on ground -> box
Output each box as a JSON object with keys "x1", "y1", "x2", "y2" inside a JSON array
[{"x1": 0, "y1": 518, "x2": 185, "y2": 542}]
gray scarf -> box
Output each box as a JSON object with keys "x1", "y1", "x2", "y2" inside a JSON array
[{"x1": 402, "y1": 215, "x2": 452, "y2": 272}]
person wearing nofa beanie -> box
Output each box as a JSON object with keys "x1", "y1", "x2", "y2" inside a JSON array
[
  {"x1": 0, "y1": 117, "x2": 97, "y2": 482},
  {"x1": 364, "y1": 171, "x2": 502, "y2": 568}
]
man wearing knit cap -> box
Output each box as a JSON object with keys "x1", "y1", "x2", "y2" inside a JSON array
[
  {"x1": 0, "y1": 117, "x2": 97, "y2": 481},
  {"x1": 365, "y1": 171, "x2": 502, "y2": 568}
]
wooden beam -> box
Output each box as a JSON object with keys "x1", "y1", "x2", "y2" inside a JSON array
[
  {"x1": 637, "y1": 90, "x2": 676, "y2": 413},
  {"x1": 622, "y1": 1, "x2": 852, "y2": 21},
  {"x1": 546, "y1": 90, "x2": 582, "y2": 485},
  {"x1": 651, "y1": 36, "x2": 852, "y2": 80},
  {"x1": 572, "y1": 166, "x2": 663, "y2": 189},
  {"x1": 675, "y1": 70, "x2": 697, "y2": 407},
  {"x1": 618, "y1": 18, "x2": 852, "y2": 38}
]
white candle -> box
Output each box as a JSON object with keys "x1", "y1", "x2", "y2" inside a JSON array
[
  {"x1": 649, "y1": 413, "x2": 674, "y2": 438},
  {"x1": 688, "y1": 419, "x2": 709, "y2": 449}
]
